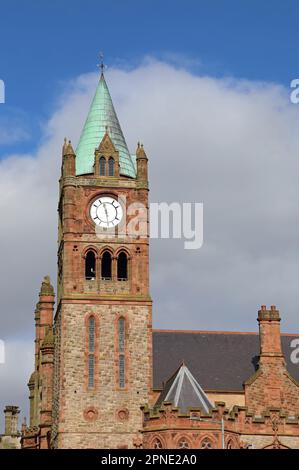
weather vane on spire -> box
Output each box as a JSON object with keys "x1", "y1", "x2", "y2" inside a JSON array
[{"x1": 97, "y1": 52, "x2": 105, "y2": 75}]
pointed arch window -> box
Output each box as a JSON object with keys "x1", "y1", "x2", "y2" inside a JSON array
[
  {"x1": 101, "y1": 251, "x2": 112, "y2": 280},
  {"x1": 88, "y1": 316, "x2": 95, "y2": 388},
  {"x1": 178, "y1": 438, "x2": 190, "y2": 449},
  {"x1": 99, "y1": 157, "x2": 106, "y2": 176},
  {"x1": 152, "y1": 438, "x2": 163, "y2": 449},
  {"x1": 108, "y1": 157, "x2": 115, "y2": 176},
  {"x1": 85, "y1": 250, "x2": 96, "y2": 280},
  {"x1": 118, "y1": 317, "x2": 126, "y2": 388},
  {"x1": 200, "y1": 438, "x2": 213, "y2": 449},
  {"x1": 117, "y1": 252, "x2": 128, "y2": 280},
  {"x1": 226, "y1": 440, "x2": 233, "y2": 449}
]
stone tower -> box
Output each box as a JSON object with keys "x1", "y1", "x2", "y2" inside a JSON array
[{"x1": 51, "y1": 72, "x2": 152, "y2": 448}]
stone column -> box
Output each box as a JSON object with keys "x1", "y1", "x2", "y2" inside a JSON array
[{"x1": 4, "y1": 406, "x2": 19, "y2": 436}]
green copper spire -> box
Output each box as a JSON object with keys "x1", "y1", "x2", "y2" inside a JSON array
[{"x1": 76, "y1": 73, "x2": 136, "y2": 178}]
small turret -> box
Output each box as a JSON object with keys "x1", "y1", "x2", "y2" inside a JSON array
[
  {"x1": 4, "y1": 406, "x2": 20, "y2": 436},
  {"x1": 27, "y1": 372, "x2": 36, "y2": 427},
  {"x1": 37, "y1": 275, "x2": 55, "y2": 345},
  {"x1": 21, "y1": 417, "x2": 27, "y2": 434},
  {"x1": 62, "y1": 138, "x2": 76, "y2": 177},
  {"x1": 41, "y1": 327, "x2": 54, "y2": 351},
  {"x1": 136, "y1": 142, "x2": 148, "y2": 182},
  {"x1": 39, "y1": 275, "x2": 54, "y2": 297},
  {"x1": 62, "y1": 137, "x2": 68, "y2": 156},
  {"x1": 40, "y1": 326, "x2": 55, "y2": 448}
]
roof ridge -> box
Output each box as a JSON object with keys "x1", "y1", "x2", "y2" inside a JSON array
[
  {"x1": 153, "y1": 329, "x2": 299, "y2": 336},
  {"x1": 153, "y1": 328, "x2": 258, "y2": 335}
]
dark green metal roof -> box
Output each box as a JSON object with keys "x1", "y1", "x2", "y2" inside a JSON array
[{"x1": 76, "y1": 73, "x2": 136, "y2": 178}]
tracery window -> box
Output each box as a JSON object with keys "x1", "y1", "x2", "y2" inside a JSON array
[
  {"x1": 227, "y1": 439, "x2": 233, "y2": 449},
  {"x1": 88, "y1": 316, "x2": 95, "y2": 388},
  {"x1": 100, "y1": 157, "x2": 106, "y2": 176},
  {"x1": 152, "y1": 438, "x2": 163, "y2": 449},
  {"x1": 200, "y1": 438, "x2": 213, "y2": 449},
  {"x1": 118, "y1": 317, "x2": 126, "y2": 388},
  {"x1": 178, "y1": 438, "x2": 190, "y2": 449},
  {"x1": 108, "y1": 157, "x2": 115, "y2": 176}
]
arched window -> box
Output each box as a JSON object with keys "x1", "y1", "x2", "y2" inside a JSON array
[
  {"x1": 227, "y1": 440, "x2": 234, "y2": 449},
  {"x1": 88, "y1": 316, "x2": 95, "y2": 388},
  {"x1": 101, "y1": 251, "x2": 112, "y2": 279},
  {"x1": 117, "y1": 252, "x2": 128, "y2": 280},
  {"x1": 108, "y1": 157, "x2": 115, "y2": 176},
  {"x1": 118, "y1": 317, "x2": 125, "y2": 388},
  {"x1": 99, "y1": 157, "x2": 106, "y2": 176},
  {"x1": 152, "y1": 438, "x2": 163, "y2": 449},
  {"x1": 178, "y1": 438, "x2": 190, "y2": 449},
  {"x1": 85, "y1": 251, "x2": 96, "y2": 280},
  {"x1": 200, "y1": 438, "x2": 213, "y2": 449}
]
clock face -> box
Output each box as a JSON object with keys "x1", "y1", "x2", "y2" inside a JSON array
[{"x1": 90, "y1": 196, "x2": 123, "y2": 228}]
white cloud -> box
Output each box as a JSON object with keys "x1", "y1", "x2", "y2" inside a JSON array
[
  {"x1": 0, "y1": 338, "x2": 33, "y2": 431},
  {"x1": 1, "y1": 59, "x2": 299, "y2": 428},
  {"x1": 0, "y1": 109, "x2": 30, "y2": 145},
  {"x1": 0, "y1": 126, "x2": 29, "y2": 145}
]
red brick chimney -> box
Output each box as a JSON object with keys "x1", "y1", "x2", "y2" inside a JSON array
[
  {"x1": 258, "y1": 305, "x2": 284, "y2": 362},
  {"x1": 245, "y1": 305, "x2": 299, "y2": 415}
]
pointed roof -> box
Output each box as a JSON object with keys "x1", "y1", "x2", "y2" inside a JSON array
[
  {"x1": 39, "y1": 276, "x2": 54, "y2": 297},
  {"x1": 98, "y1": 130, "x2": 117, "y2": 153},
  {"x1": 155, "y1": 363, "x2": 214, "y2": 413},
  {"x1": 76, "y1": 73, "x2": 136, "y2": 178}
]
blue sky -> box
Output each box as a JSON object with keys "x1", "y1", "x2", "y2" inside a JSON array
[{"x1": 1, "y1": 0, "x2": 299, "y2": 156}]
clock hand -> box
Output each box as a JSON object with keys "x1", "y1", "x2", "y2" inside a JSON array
[
  {"x1": 102, "y1": 203, "x2": 108, "y2": 219},
  {"x1": 103, "y1": 203, "x2": 109, "y2": 226}
]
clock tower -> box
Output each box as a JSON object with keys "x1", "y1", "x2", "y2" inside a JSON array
[{"x1": 52, "y1": 71, "x2": 152, "y2": 449}]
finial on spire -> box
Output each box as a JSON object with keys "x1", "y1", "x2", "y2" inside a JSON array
[
  {"x1": 62, "y1": 137, "x2": 68, "y2": 156},
  {"x1": 97, "y1": 51, "x2": 105, "y2": 76},
  {"x1": 136, "y1": 142, "x2": 148, "y2": 161},
  {"x1": 64, "y1": 139, "x2": 75, "y2": 156}
]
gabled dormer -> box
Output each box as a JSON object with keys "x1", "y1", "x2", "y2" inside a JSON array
[{"x1": 94, "y1": 129, "x2": 120, "y2": 178}]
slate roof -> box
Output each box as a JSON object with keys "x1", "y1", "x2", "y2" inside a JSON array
[
  {"x1": 153, "y1": 330, "x2": 299, "y2": 392},
  {"x1": 155, "y1": 363, "x2": 214, "y2": 413}
]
